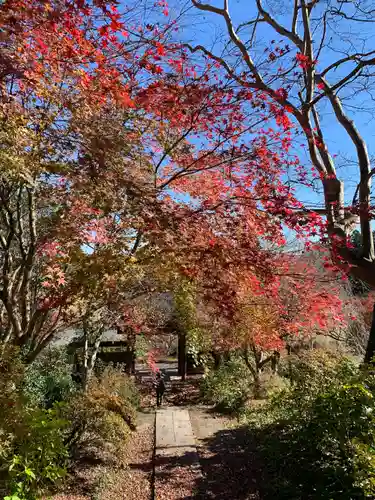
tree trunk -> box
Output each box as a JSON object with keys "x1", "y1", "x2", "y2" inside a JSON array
[
  {"x1": 82, "y1": 329, "x2": 102, "y2": 391},
  {"x1": 253, "y1": 370, "x2": 263, "y2": 399},
  {"x1": 243, "y1": 346, "x2": 264, "y2": 399},
  {"x1": 82, "y1": 334, "x2": 90, "y2": 391},
  {"x1": 125, "y1": 345, "x2": 135, "y2": 374},
  {"x1": 364, "y1": 303, "x2": 375, "y2": 364},
  {"x1": 271, "y1": 351, "x2": 280, "y2": 374},
  {"x1": 178, "y1": 333, "x2": 186, "y2": 381},
  {"x1": 212, "y1": 351, "x2": 221, "y2": 369}
]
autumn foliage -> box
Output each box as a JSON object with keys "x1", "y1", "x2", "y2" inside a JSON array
[
  {"x1": 0, "y1": 0, "x2": 351, "y2": 369},
  {"x1": 2, "y1": 3, "x2": 375, "y2": 500}
]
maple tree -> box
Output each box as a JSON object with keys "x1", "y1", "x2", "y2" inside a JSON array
[
  {"x1": 194, "y1": 252, "x2": 348, "y2": 395},
  {"x1": 0, "y1": 0, "x2": 178, "y2": 358},
  {"x1": 0, "y1": 0, "x2": 356, "y2": 370},
  {"x1": 162, "y1": 245, "x2": 350, "y2": 396},
  {"x1": 187, "y1": 0, "x2": 375, "y2": 362}
]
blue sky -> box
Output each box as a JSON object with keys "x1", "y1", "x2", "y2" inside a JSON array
[
  {"x1": 111, "y1": 0, "x2": 375, "y2": 248},
  {"x1": 166, "y1": 0, "x2": 375, "y2": 210}
]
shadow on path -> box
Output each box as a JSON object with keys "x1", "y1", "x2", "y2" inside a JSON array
[
  {"x1": 193, "y1": 426, "x2": 262, "y2": 500},
  {"x1": 184, "y1": 423, "x2": 363, "y2": 500}
]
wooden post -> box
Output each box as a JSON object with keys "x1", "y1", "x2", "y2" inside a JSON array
[{"x1": 178, "y1": 333, "x2": 186, "y2": 381}]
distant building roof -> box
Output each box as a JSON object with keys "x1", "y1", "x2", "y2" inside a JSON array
[{"x1": 53, "y1": 328, "x2": 128, "y2": 346}]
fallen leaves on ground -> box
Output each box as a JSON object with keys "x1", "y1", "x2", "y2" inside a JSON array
[{"x1": 50, "y1": 414, "x2": 154, "y2": 500}]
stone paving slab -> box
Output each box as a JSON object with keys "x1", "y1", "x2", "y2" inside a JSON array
[
  {"x1": 189, "y1": 407, "x2": 234, "y2": 441},
  {"x1": 156, "y1": 408, "x2": 196, "y2": 449}
]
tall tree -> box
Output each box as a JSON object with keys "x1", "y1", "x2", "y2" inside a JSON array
[
  {"x1": 1, "y1": 0, "x2": 346, "y2": 365},
  {"x1": 188, "y1": 0, "x2": 375, "y2": 361},
  {"x1": 0, "y1": 0, "x2": 177, "y2": 356}
]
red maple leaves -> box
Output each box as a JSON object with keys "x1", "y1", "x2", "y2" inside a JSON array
[{"x1": 0, "y1": 0, "x2": 350, "y2": 355}]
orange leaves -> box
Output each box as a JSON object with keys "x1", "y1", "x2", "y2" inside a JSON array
[
  {"x1": 214, "y1": 252, "x2": 350, "y2": 354},
  {"x1": 275, "y1": 112, "x2": 292, "y2": 132},
  {"x1": 78, "y1": 72, "x2": 96, "y2": 92},
  {"x1": 117, "y1": 90, "x2": 134, "y2": 107},
  {"x1": 41, "y1": 265, "x2": 66, "y2": 290},
  {"x1": 109, "y1": 17, "x2": 125, "y2": 33}
]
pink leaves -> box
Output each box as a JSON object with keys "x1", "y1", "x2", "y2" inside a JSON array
[
  {"x1": 38, "y1": 241, "x2": 66, "y2": 259},
  {"x1": 147, "y1": 350, "x2": 159, "y2": 373},
  {"x1": 155, "y1": 0, "x2": 169, "y2": 16},
  {"x1": 82, "y1": 218, "x2": 110, "y2": 245},
  {"x1": 40, "y1": 265, "x2": 66, "y2": 290}
]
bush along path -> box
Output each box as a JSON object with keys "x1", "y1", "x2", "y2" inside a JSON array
[{"x1": 48, "y1": 408, "x2": 155, "y2": 500}]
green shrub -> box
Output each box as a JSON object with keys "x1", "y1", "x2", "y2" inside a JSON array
[
  {"x1": 0, "y1": 345, "x2": 70, "y2": 500},
  {"x1": 1, "y1": 352, "x2": 139, "y2": 498},
  {"x1": 201, "y1": 357, "x2": 251, "y2": 414},
  {"x1": 4, "y1": 404, "x2": 69, "y2": 500},
  {"x1": 22, "y1": 347, "x2": 76, "y2": 409},
  {"x1": 307, "y1": 380, "x2": 375, "y2": 497},
  {"x1": 249, "y1": 350, "x2": 357, "y2": 425},
  {"x1": 135, "y1": 335, "x2": 150, "y2": 359},
  {"x1": 100, "y1": 364, "x2": 140, "y2": 410},
  {"x1": 244, "y1": 350, "x2": 375, "y2": 498},
  {"x1": 0, "y1": 346, "x2": 26, "y2": 477},
  {"x1": 0, "y1": 345, "x2": 25, "y2": 419}
]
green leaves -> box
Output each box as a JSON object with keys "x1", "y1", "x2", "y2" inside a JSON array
[
  {"x1": 4, "y1": 489, "x2": 23, "y2": 500},
  {"x1": 4, "y1": 404, "x2": 69, "y2": 499},
  {"x1": 201, "y1": 356, "x2": 251, "y2": 414},
  {"x1": 243, "y1": 352, "x2": 375, "y2": 498},
  {"x1": 24, "y1": 467, "x2": 36, "y2": 480}
]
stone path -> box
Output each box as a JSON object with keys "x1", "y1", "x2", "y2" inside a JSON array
[
  {"x1": 156, "y1": 407, "x2": 197, "y2": 453},
  {"x1": 137, "y1": 360, "x2": 236, "y2": 498},
  {"x1": 154, "y1": 407, "x2": 202, "y2": 499},
  {"x1": 153, "y1": 406, "x2": 235, "y2": 499}
]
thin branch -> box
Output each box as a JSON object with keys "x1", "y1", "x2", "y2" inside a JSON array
[
  {"x1": 292, "y1": 0, "x2": 299, "y2": 34},
  {"x1": 256, "y1": 0, "x2": 304, "y2": 50},
  {"x1": 312, "y1": 55, "x2": 375, "y2": 108},
  {"x1": 191, "y1": 0, "x2": 224, "y2": 15},
  {"x1": 130, "y1": 230, "x2": 142, "y2": 255},
  {"x1": 320, "y1": 50, "x2": 375, "y2": 78},
  {"x1": 192, "y1": 0, "x2": 264, "y2": 85}
]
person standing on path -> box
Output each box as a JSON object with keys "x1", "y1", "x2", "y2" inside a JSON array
[{"x1": 154, "y1": 371, "x2": 166, "y2": 407}]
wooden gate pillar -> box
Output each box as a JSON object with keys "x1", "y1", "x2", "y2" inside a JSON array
[{"x1": 178, "y1": 333, "x2": 186, "y2": 381}]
